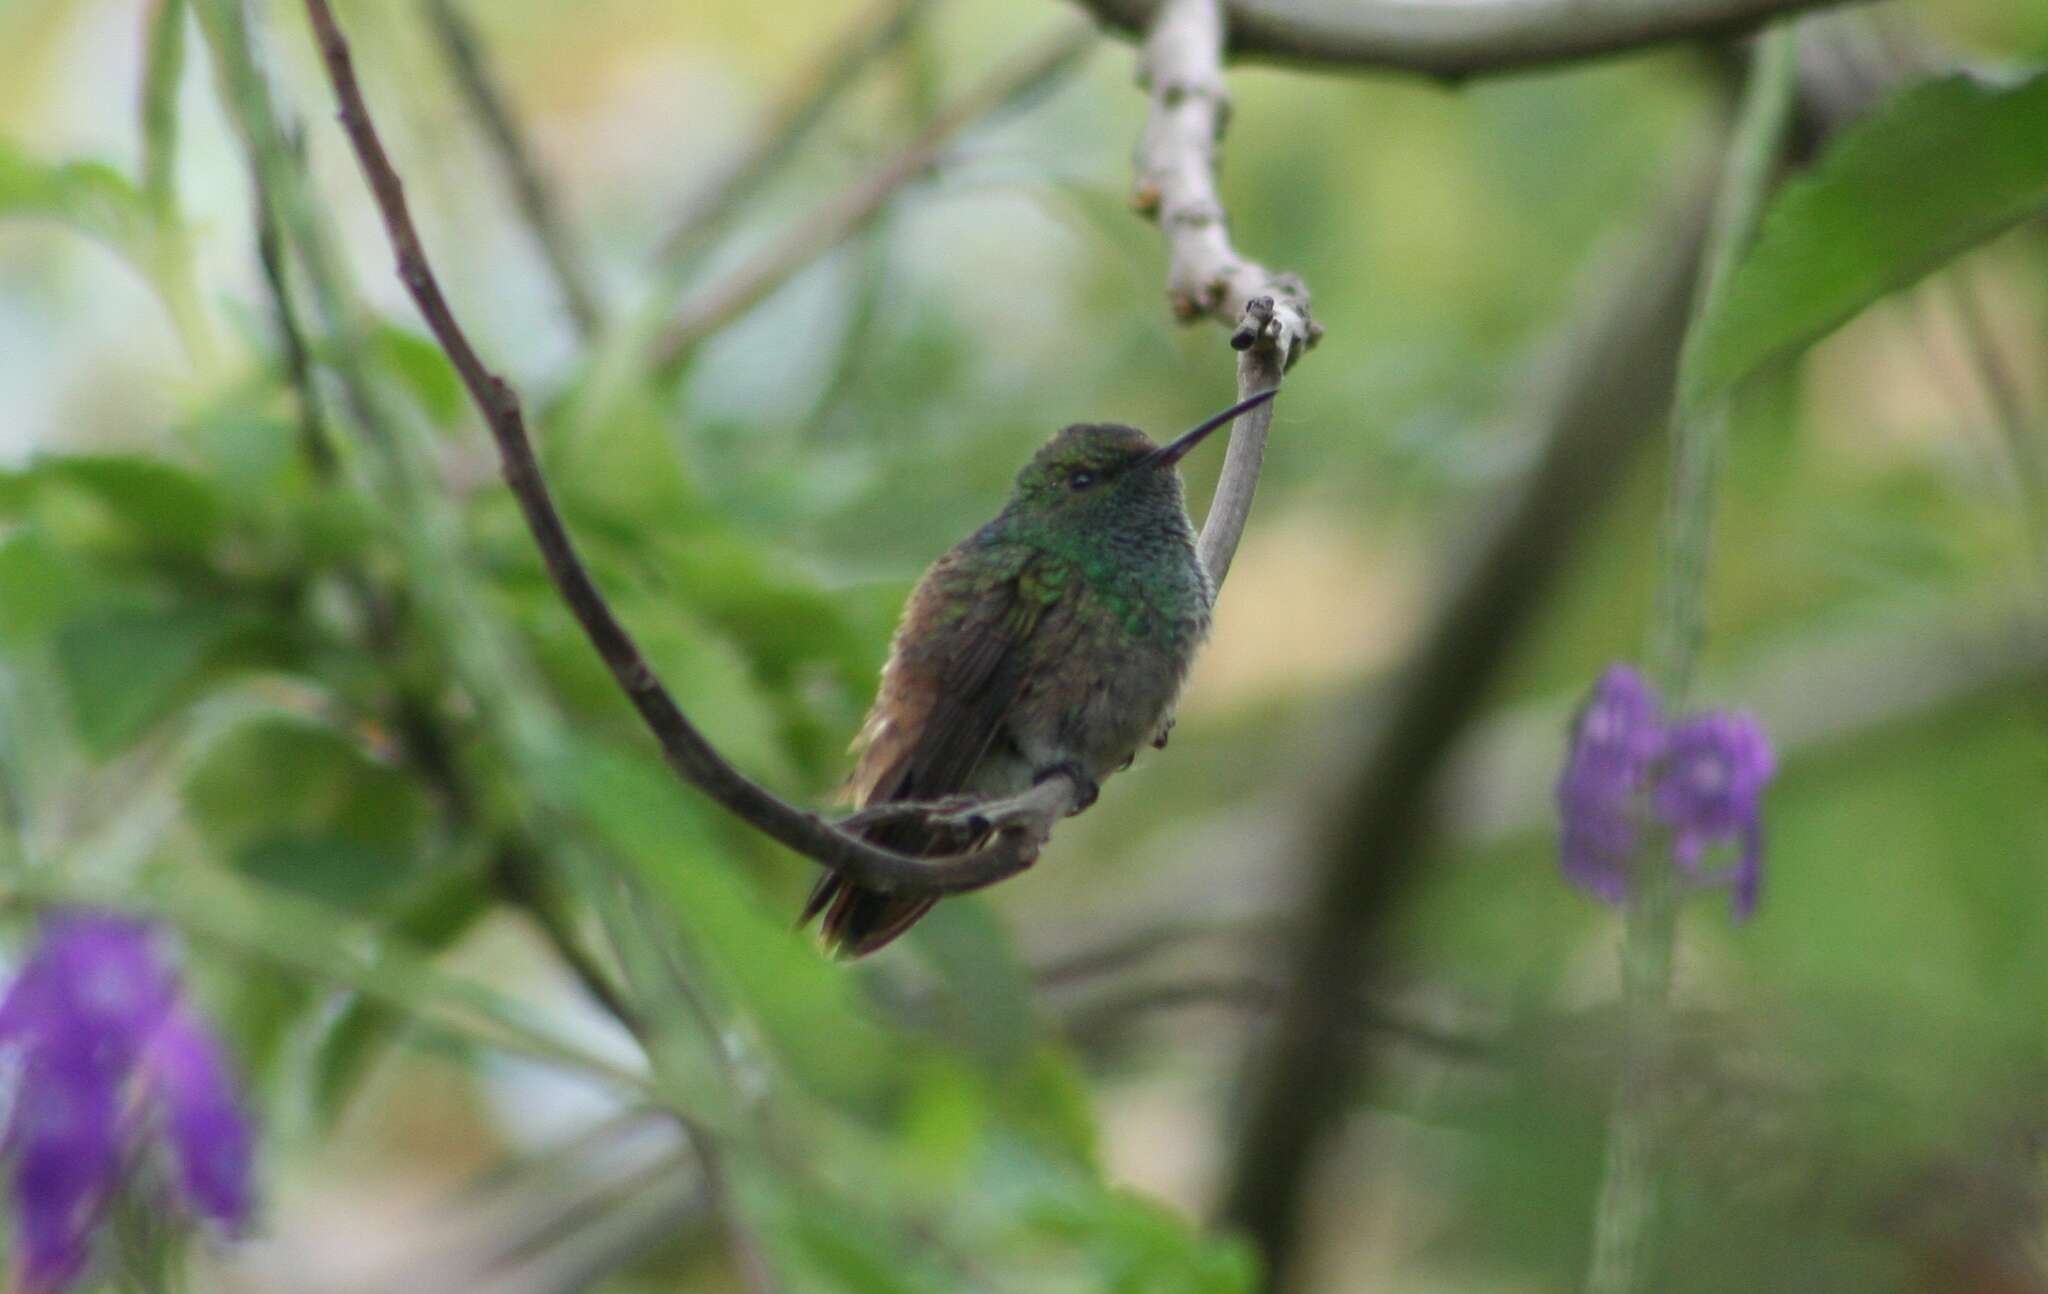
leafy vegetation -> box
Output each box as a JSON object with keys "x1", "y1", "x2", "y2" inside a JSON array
[{"x1": 1, "y1": 0, "x2": 2046, "y2": 1290}]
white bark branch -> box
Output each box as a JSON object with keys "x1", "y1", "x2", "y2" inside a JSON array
[
  {"x1": 1076, "y1": 0, "x2": 1875, "y2": 78},
  {"x1": 1136, "y1": 0, "x2": 1319, "y2": 591}
]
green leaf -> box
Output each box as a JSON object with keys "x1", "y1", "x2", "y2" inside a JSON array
[
  {"x1": 183, "y1": 714, "x2": 431, "y2": 860},
  {"x1": 1030, "y1": 1185, "x2": 1260, "y2": 1294},
  {"x1": 558, "y1": 744, "x2": 894, "y2": 1104},
  {"x1": 903, "y1": 899, "x2": 1037, "y2": 1067},
  {"x1": 42, "y1": 455, "x2": 225, "y2": 554},
  {"x1": 16, "y1": 867, "x2": 653, "y2": 1098},
  {"x1": 0, "y1": 533, "x2": 91, "y2": 643},
  {"x1": 56, "y1": 603, "x2": 241, "y2": 754},
  {"x1": 0, "y1": 138, "x2": 211, "y2": 356},
  {"x1": 1684, "y1": 72, "x2": 2048, "y2": 411},
  {"x1": 370, "y1": 323, "x2": 464, "y2": 427},
  {"x1": 0, "y1": 140, "x2": 156, "y2": 263},
  {"x1": 236, "y1": 832, "x2": 419, "y2": 912},
  {"x1": 311, "y1": 868, "x2": 492, "y2": 1120}
]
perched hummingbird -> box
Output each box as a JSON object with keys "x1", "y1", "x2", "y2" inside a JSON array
[{"x1": 804, "y1": 388, "x2": 1279, "y2": 955}]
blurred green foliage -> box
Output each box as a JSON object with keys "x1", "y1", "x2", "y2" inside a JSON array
[{"x1": 0, "y1": 0, "x2": 2045, "y2": 1290}]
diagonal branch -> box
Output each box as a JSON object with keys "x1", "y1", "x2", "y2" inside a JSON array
[
  {"x1": 658, "y1": 0, "x2": 935, "y2": 268},
  {"x1": 423, "y1": 0, "x2": 603, "y2": 338},
  {"x1": 1073, "y1": 0, "x2": 1874, "y2": 79},
  {"x1": 651, "y1": 20, "x2": 1096, "y2": 378},
  {"x1": 1133, "y1": 0, "x2": 1320, "y2": 589},
  {"x1": 299, "y1": 0, "x2": 1073, "y2": 899}
]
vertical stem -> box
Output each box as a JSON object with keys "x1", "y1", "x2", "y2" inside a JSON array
[
  {"x1": 1931, "y1": 271, "x2": 2048, "y2": 585},
  {"x1": 1584, "y1": 28, "x2": 1798, "y2": 1294},
  {"x1": 1649, "y1": 30, "x2": 1800, "y2": 704},
  {"x1": 1582, "y1": 869, "x2": 1677, "y2": 1294},
  {"x1": 140, "y1": 0, "x2": 188, "y2": 222}
]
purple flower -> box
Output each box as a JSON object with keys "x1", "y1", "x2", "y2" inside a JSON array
[
  {"x1": 1654, "y1": 712, "x2": 1775, "y2": 919},
  {"x1": 1556, "y1": 666, "x2": 1777, "y2": 921},
  {"x1": 0, "y1": 913, "x2": 253, "y2": 1291},
  {"x1": 1557, "y1": 666, "x2": 1669, "y2": 903}
]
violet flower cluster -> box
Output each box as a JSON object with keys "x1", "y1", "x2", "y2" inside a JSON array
[
  {"x1": 1557, "y1": 664, "x2": 1776, "y2": 920},
  {"x1": 0, "y1": 913, "x2": 252, "y2": 1291}
]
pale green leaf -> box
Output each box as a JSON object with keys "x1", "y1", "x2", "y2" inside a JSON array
[
  {"x1": 1684, "y1": 73, "x2": 2048, "y2": 411},
  {"x1": 0, "y1": 140, "x2": 155, "y2": 262}
]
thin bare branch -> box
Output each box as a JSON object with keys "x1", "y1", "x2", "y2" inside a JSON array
[
  {"x1": 1072, "y1": 0, "x2": 1874, "y2": 79},
  {"x1": 1131, "y1": 0, "x2": 1318, "y2": 588},
  {"x1": 299, "y1": 0, "x2": 1074, "y2": 899},
  {"x1": 651, "y1": 19, "x2": 1097, "y2": 377},
  {"x1": 423, "y1": 0, "x2": 603, "y2": 338},
  {"x1": 253, "y1": 165, "x2": 338, "y2": 478},
  {"x1": 659, "y1": 0, "x2": 935, "y2": 267}
]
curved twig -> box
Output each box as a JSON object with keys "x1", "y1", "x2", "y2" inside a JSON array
[
  {"x1": 1074, "y1": 0, "x2": 1873, "y2": 79},
  {"x1": 299, "y1": 0, "x2": 1074, "y2": 897}
]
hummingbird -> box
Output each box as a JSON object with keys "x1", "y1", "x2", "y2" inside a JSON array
[{"x1": 804, "y1": 388, "x2": 1279, "y2": 956}]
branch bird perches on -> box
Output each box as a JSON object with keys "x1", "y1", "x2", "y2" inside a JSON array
[
  {"x1": 300, "y1": 0, "x2": 1066, "y2": 897},
  {"x1": 295, "y1": 0, "x2": 1293, "y2": 900}
]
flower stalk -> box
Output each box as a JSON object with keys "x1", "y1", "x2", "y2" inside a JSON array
[{"x1": 1580, "y1": 26, "x2": 1800, "y2": 1294}]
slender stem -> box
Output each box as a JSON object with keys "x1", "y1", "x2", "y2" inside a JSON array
[
  {"x1": 650, "y1": 20, "x2": 1095, "y2": 377},
  {"x1": 658, "y1": 0, "x2": 934, "y2": 267},
  {"x1": 422, "y1": 0, "x2": 603, "y2": 338},
  {"x1": 1584, "y1": 28, "x2": 1799, "y2": 1294},
  {"x1": 1931, "y1": 271, "x2": 2048, "y2": 583},
  {"x1": 253, "y1": 165, "x2": 339, "y2": 478},
  {"x1": 1582, "y1": 872, "x2": 1678, "y2": 1294},
  {"x1": 140, "y1": 0, "x2": 188, "y2": 221},
  {"x1": 495, "y1": 848, "x2": 639, "y2": 1030},
  {"x1": 1650, "y1": 28, "x2": 1801, "y2": 705}
]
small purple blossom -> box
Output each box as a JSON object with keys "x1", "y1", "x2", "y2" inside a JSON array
[
  {"x1": 0, "y1": 913, "x2": 253, "y2": 1291},
  {"x1": 1557, "y1": 666, "x2": 1670, "y2": 903},
  {"x1": 1556, "y1": 665, "x2": 1777, "y2": 920}
]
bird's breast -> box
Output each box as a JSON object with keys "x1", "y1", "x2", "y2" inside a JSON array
[{"x1": 1009, "y1": 540, "x2": 1209, "y2": 781}]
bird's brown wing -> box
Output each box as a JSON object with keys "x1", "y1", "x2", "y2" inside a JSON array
[
  {"x1": 805, "y1": 541, "x2": 1056, "y2": 957},
  {"x1": 849, "y1": 541, "x2": 1055, "y2": 808}
]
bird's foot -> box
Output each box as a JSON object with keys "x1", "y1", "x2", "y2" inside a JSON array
[
  {"x1": 841, "y1": 795, "x2": 993, "y2": 849},
  {"x1": 1034, "y1": 760, "x2": 1099, "y2": 815}
]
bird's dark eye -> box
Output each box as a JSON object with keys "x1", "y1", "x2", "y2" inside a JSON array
[{"x1": 1067, "y1": 469, "x2": 1098, "y2": 492}]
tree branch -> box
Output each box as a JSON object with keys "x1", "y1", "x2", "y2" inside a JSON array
[
  {"x1": 1072, "y1": 0, "x2": 1874, "y2": 79},
  {"x1": 1134, "y1": 0, "x2": 1319, "y2": 589},
  {"x1": 423, "y1": 0, "x2": 603, "y2": 338},
  {"x1": 299, "y1": 0, "x2": 1075, "y2": 899},
  {"x1": 1217, "y1": 170, "x2": 1716, "y2": 1289},
  {"x1": 651, "y1": 19, "x2": 1096, "y2": 378}
]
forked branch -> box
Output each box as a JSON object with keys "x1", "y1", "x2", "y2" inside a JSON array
[{"x1": 299, "y1": 0, "x2": 1072, "y2": 896}]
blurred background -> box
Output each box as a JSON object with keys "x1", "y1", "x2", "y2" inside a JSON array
[{"x1": 3, "y1": 0, "x2": 2048, "y2": 1290}]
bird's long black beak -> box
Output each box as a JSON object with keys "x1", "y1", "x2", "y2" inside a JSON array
[{"x1": 1144, "y1": 387, "x2": 1279, "y2": 469}]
